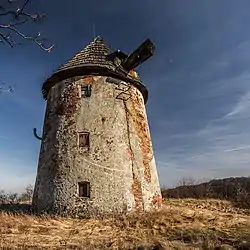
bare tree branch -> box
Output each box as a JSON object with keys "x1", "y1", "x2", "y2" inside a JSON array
[{"x1": 0, "y1": 0, "x2": 54, "y2": 52}]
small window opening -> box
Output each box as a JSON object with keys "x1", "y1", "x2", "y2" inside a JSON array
[
  {"x1": 78, "y1": 181, "x2": 90, "y2": 198},
  {"x1": 78, "y1": 132, "x2": 90, "y2": 148},
  {"x1": 81, "y1": 85, "x2": 92, "y2": 98}
]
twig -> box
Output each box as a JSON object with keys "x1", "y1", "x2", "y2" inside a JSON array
[{"x1": 0, "y1": 0, "x2": 54, "y2": 52}]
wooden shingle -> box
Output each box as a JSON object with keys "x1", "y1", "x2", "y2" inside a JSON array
[{"x1": 58, "y1": 36, "x2": 116, "y2": 72}]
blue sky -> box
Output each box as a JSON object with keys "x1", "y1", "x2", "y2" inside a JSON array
[{"x1": 1, "y1": 0, "x2": 250, "y2": 192}]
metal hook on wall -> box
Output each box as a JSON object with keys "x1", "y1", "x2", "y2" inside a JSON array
[{"x1": 33, "y1": 128, "x2": 42, "y2": 140}]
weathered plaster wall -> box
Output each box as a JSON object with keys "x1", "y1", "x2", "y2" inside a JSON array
[{"x1": 32, "y1": 75, "x2": 162, "y2": 216}]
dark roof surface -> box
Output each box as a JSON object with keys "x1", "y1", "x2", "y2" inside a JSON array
[{"x1": 57, "y1": 36, "x2": 116, "y2": 72}]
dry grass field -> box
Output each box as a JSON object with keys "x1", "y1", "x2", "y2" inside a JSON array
[{"x1": 0, "y1": 199, "x2": 250, "y2": 249}]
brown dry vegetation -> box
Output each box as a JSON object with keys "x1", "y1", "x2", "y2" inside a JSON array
[{"x1": 1, "y1": 199, "x2": 250, "y2": 250}]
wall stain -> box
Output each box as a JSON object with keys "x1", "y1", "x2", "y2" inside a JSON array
[
  {"x1": 124, "y1": 100, "x2": 144, "y2": 211},
  {"x1": 129, "y1": 88, "x2": 153, "y2": 183},
  {"x1": 131, "y1": 175, "x2": 143, "y2": 212},
  {"x1": 56, "y1": 84, "x2": 79, "y2": 118}
]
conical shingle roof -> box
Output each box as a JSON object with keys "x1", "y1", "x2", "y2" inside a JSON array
[{"x1": 58, "y1": 36, "x2": 116, "y2": 72}]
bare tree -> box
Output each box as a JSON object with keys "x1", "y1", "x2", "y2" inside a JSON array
[
  {"x1": 174, "y1": 176, "x2": 211, "y2": 188},
  {"x1": 18, "y1": 184, "x2": 33, "y2": 202},
  {"x1": 0, "y1": 82, "x2": 14, "y2": 94},
  {"x1": 7, "y1": 192, "x2": 19, "y2": 204},
  {"x1": 0, "y1": 0, "x2": 54, "y2": 52},
  {"x1": 0, "y1": 189, "x2": 7, "y2": 204},
  {"x1": 175, "y1": 177, "x2": 198, "y2": 187}
]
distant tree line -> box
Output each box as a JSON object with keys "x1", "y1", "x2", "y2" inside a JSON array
[
  {"x1": 2, "y1": 177, "x2": 250, "y2": 210},
  {"x1": 161, "y1": 177, "x2": 250, "y2": 209},
  {"x1": 0, "y1": 184, "x2": 33, "y2": 204}
]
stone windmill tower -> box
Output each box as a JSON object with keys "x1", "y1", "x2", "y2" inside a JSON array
[{"x1": 32, "y1": 36, "x2": 162, "y2": 216}]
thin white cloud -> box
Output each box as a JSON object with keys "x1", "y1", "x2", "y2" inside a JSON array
[
  {"x1": 225, "y1": 91, "x2": 250, "y2": 118},
  {"x1": 157, "y1": 145, "x2": 250, "y2": 187},
  {"x1": 156, "y1": 72, "x2": 250, "y2": 187},
  {"x1": 223, "y1": 145, "x2": 250, "y2": 152}
]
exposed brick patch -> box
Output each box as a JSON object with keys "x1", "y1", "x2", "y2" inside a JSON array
[
  {"x1": 130, "y1": 89, "x2": 153, "y2": 183},
  {"x1": 127, "y1": 148, "x2": 134, "y2": 160},
  {"x1": 81, "y1": 75, "x2": 95, "y2": 85},
  {"x1": 123, "y1": 99, "x2": 141, "y2": 211},
  {"x1": 131, "y1": 175, "x2": 143, "y2": 212},
  {"x1": 151, "y1": 194, "x2": 163, "y2": 208}
]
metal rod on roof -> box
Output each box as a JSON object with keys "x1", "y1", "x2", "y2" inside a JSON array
[{"x1": 92, "y1": 23, "x2": 96, "y2": 39}]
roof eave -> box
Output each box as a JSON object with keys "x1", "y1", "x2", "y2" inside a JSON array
[{"x1": 42, "y1": 66, "x2": 148, "y2": 103}]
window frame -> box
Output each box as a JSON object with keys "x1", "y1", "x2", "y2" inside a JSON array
[
  {"x1": 78, "y1": 131, "x2": 90, "y2": 149},
  {"x1": 78, "y1": 181, "x2": 90, "y2": 198},
  {"x1": 80, "y1": 85, "x2": 92, "y2": 98}
]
